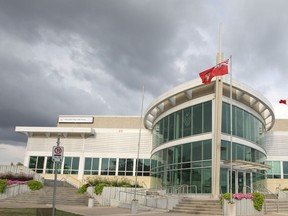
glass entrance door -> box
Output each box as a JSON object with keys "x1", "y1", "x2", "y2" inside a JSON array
[{"x1": 238, "y1": 172, "x2": 244, "y2": 193}]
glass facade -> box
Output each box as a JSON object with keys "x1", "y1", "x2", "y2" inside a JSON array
[
  {"x1": 150, "y1": 100, "x2": 268, "y2": 194},
  {"x1": 150, "y1": 140, "x2": 212, "y2": 193},
  {"x1": 152, "y1": 101, "x2": 212, "y2": 149},
  {"x1": 29, "y1": 156, "x2": 44, "y2": 173},
  {"x1": 222, "y1": 102, "x2": 265, "y2": 147}
]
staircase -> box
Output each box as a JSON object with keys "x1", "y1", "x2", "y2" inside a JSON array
[
  {"x1": 169, "y1": 198, "x2": 223, "y2": 215},
  {"x1": 1, "y1": 181, "x2": 90, "y2": 206},
  {"x1": 264, "y1": 198, "x2": 288, "y2": 214}
]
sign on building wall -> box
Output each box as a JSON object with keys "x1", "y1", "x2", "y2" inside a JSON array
[
  {"x1": 58, "y1": 116, "x2": 94, "y2": 123},
  {"x1": 52, "y1": 146, "x2": 64, "y2": 163}
]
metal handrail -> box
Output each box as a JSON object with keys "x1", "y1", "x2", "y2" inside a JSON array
[{"x1": 119, "y1": 189, "x2": 170, "y2": 212}]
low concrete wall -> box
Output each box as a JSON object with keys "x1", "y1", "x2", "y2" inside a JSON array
[
  {"x1": 88, "y1": 186, "x2": 180, "y2": 210},
  {"x1": 223, "y1": 199, "x2": 263, "y2": 216},
  {"x1": 0, "y1": 184, "x2": 30, "y2": 200}
]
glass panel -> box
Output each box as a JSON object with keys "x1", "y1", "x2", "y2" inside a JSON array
[
  {"x1": 85, "y1": 158, "x2": 92, "y2": 170},
  {"x1": 183, "y1": 107, "x2": 192, "y2": 137},
  {"x1": 72, "y1": 157, "x2": 79, "y2": 170},
  {"x1": 92, "y1": 158, "x2": 99, "y2": 171},
  {"x1": 163, "y1": 117, "x2": 168, "y2": 143},
  {"x1": 182, "y1": 143, "x2": 191, "y2": 162},
  {"x1": 175, "y1": 110, "x2": 182, "y2": 139},
  {"x1": 203, "y1": 101, "x2": 212, "y2": 133},
  {"x1": 192, "y1": 141, "x2": 202, "y2": 161},
  {"x1": 220, "y1": 168, "x2": 228, "y2": 193},
  {"x1": 191, "y1": 169, "x2": 202, "y2": 193},
  {"x1": 202, "y1": 168, "x2": 211, "y2": 193},
  {"x1": 37, "y1": 157, "x2": 44, "y2": 169},
  {"x1": 29, "y1": 156, "x2": 37, "y2": 169},
  {"x1": 246, "y1": 173, "x2": 251, "y2": 193},
  {"x1": 168, "y1": 114, "x2": 175, "y2": 141},
  {"x1": 193, "y1": 104, "x2": 202, "y2": 134},
  {"x1": 118, "y1": 159, "x2": 125, "y2": 171},
  {"x1": 203, "y1": 140, "x2": 211, "y2": 160},
  {"x1": 238, "y1": 172, "x2": 244, "y2": 193},
  {"x1": 283, "y1": 162, "x2": 288, "y2": 175},
  {"x1": 101, "y1": 158, "x2": 109, "y2": 175},
  {"x1": 143, "y1": 159, "x2": 150, "y2": 172},
  {"x1": 109, "y1": 158, "x2": 116, "y2": 171}
]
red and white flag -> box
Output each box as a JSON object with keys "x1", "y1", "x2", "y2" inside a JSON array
[
  {"x1": 279, "y1": 99, "x2": 288, "y2": 105},
  {"x1": 199, "y1": 59, "x2": 229, "y2": 84}
]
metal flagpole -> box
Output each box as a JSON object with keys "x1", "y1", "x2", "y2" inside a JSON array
[
  {"x1": 52, "y1": 137, "x2": 60, "y2": 216},
  {"x1": 229, "y1": 55, "x2": 233, "y2": 202},
  {"x1": 131, "y1": 85, "x2": 144, "y2": 214}
]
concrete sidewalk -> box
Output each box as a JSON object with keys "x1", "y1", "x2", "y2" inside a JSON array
[{"x1": 1, "y1": 202, "x2": 288, "y2": 216}]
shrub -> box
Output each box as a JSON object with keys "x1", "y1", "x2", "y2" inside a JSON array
[
  {"x1": 0, "y1": 179, "x2": 7, "y2": 193},
  {"x1": 27, "y1": 180, "x2": 43, "y2": 191},
  {"x1": 252, "y1": 192, "x2": 264, "y2": 211},
  {"x1": 77, "y1": 184, "x2": 88, "y2": 194},
  {"x1": 94, "y1": 183, "x2": 112, "y2": 195}
]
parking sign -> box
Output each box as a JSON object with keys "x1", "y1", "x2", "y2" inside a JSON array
[{"x1": 52, "y1": 146, "x2": 64, "y2": 163}]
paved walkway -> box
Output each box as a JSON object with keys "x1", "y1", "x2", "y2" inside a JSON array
[{"x1": 1, "y1": 202, "x2": 288, "y2": 216}]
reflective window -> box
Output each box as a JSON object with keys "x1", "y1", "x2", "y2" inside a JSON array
[
  {"x1": 152, "y1": 101, "x2": 212, "y2": 148},
  {"x1": 151, "y1": 140, "x2": 212, "y2": 193},
  {"x1": 118, "y1": 158, "x2": 133, "y2": 176},
  {"x1": 29, "y1": 156, "x2": 44, "y2": 173},
  {"x1": 222, "y1": 103, "x2": 265, "y2": 146},
  {"x1": 84, "y1": 158, "x2": 99, "y2": 175},
  {"x1": 265, "y1": 161, "x2": 281, "y2": 179},
  {"x1": 63, "y1": 157, "x2": 79, "y2": 174}
]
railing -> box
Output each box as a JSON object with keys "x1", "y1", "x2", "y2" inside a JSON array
[
  {"x1": 59, "y1": 174, "x2": 83, "y2": 188},
  {"x1": 165, "y1": 184, "x2": 197, "y2": 196},
  {"x1": 118, "y1": 189, "x2": 170, "y2": 211}
]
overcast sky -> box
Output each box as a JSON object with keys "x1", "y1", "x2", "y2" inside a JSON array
[{"x1": 1, "y1": 0, "x2": 288, "y2": 165}]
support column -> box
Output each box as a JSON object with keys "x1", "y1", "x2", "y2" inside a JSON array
[{"x1": 212, "y1": 52, "x2": 224, "y2": 198}]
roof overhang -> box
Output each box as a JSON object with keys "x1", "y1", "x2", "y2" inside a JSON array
[
  {"x1": 223, "y1": 160, "x2": 271, "y2": 171},
  {"x1": 15, "y1": 126, "x2": 95, "y2": 138},
  {"x1": 143, "y1": 77, "x2": 275, "y2": 131}
]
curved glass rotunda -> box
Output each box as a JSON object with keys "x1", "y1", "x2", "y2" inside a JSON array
[{"x1": 144, "y1": 75, "x2": 274, "y2": 196}]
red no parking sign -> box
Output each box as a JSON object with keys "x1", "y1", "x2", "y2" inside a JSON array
[{"x1": 52, "y1": 146, "x2": 64, "y2": 163}]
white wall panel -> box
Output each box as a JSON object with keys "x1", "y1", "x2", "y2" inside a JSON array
[{"x1": 266, "y1": 131, "x2": 288, "y2": 157}]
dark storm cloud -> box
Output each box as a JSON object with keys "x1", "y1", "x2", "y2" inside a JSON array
[{"x1": 0, "y1": 0, "x2": 288, "y2": 154}]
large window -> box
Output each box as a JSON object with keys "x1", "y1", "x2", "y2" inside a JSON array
[
  {"x1": 118, "y1": 158, "x2": 133, "y2": 176},
  {"x1": 222, "y1": 102, "x2": 265, "y2": 146},
  {"x1": 152, "y1": 101, "x2": 212, "y2": 149},
  {"x1": 63, "y1": 157, "x2": 79, "y2": 174},
  {"x1": 45, "y1": 156, "x2": 61, "y2": 174},
  {"x1": 151, "y1": 140, "x2": 212, "y2": 193},
  {"x1": 101, "y1": 158, "x2": 116, "y2": 175},
  {"x1": 136, "y1": 159, "x2": 151, "y2": 176},
  {"x1": 265, "y1": 161, "x2": 280, "y2": 179},
  {"x1": 221, "y1": 141, "x2": 265, "y2": 163},
  {"x1": 84, "y1": 158, "x2": 99, "y2": 175},
  {"x1": 29, "y1": 156, "x2": 44, "y2": 173}
]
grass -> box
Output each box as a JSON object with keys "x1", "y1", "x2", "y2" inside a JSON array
[{"x1": 0, "y1": 208, "x2": 82, "y2": 216}]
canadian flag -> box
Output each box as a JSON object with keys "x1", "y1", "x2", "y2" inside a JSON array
[{"x1": 279, "y1": 99, "x2": 287, "y2": 104}]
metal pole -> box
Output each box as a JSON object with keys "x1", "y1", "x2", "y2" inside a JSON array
[
  {"x1": 131, "y1": 86, "x2": 144, "y2": 214},
  {"x1": 229, "y1": 55, "x2": 233, "y2": 202},
  {"x1": 52, "y1": 137, "x2": 60, "y2": 216}
]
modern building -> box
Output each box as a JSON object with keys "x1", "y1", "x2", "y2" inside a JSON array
[{"x1": 17, "y1": 60, "x2": 288, "y2": 198}]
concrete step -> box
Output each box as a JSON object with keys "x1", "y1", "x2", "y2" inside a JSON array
[
  {"x1": 2, "y1": 185, "x2": 89, "y2": 206},
  {"x1": 170, "y1": 198, "x2": 223, "y2": 216}
]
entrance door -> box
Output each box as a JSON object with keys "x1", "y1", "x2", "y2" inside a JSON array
[{"x1": 238, "y1": 172, "x2": 244, "y2": 193}]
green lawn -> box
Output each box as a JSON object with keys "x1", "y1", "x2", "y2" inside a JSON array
[{"x1": 0, "y1": 208, "x2": 82, "y2": 216}]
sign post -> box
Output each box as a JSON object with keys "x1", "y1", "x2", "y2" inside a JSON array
[{"x1": 52, "y1": 137, "x2": 64, "y2": 216}]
